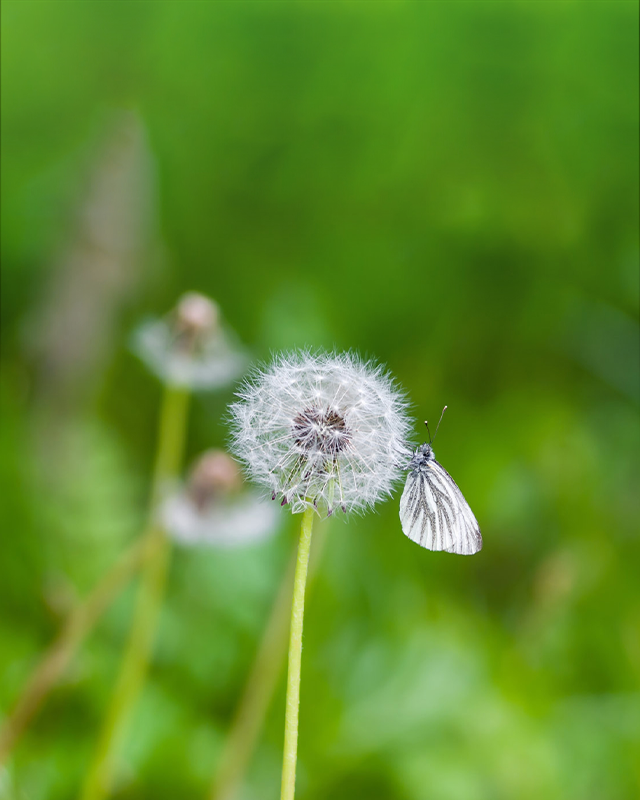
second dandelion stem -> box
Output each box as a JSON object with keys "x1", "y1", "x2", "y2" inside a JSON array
[
  {"x1": 80, "y1": 385, "x2": 190, "y2": 800},
  {"x1": 280, "y1": 506, "x2": 315, "y2": 800}
]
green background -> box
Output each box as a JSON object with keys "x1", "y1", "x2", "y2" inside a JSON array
[{"x1": 1, "y1": 1, "x2": 639, "y2": 798}]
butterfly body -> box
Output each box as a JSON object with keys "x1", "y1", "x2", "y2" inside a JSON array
[{"x1": 400, "y1": 443, "x2": 482, "y2": 556}]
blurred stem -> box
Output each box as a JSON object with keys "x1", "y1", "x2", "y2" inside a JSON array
[
  {"x1": 280, "y1": 507, "x2": 315, "y2": 800},
  {"x1": 211, "y1": 520, "x2": 327, "y2": 800},
  {"x1": 0, "y1": 536, "x2": 153, "y2": 765},
  {"x1": 149, "y1": 385, "x2": 191, "y2": 501},
  {"x1": 80, "y1": 385, "x2": 190, "y2": 800}
]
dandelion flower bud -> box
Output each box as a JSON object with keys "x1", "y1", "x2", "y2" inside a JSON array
[
  {"x1": 229, "y1": 351, "x2": 412, "y2": 518},
  {"x1": 132, "y1": 292, "x2": 246, "y2": 390},
  {"x1": 163, "y1": 450, "x2": 279, "y2": 547}
]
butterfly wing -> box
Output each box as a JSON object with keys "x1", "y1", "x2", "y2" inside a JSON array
[{"x1": 399, "y1": 459, "x2": 482, "y2": 555}]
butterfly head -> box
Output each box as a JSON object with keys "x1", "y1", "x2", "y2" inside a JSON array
[{"x1": 407, "y1": 442, "x2": 435, "y2": 472}]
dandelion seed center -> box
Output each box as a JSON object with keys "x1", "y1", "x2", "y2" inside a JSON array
[{"x1": 292, "y1": 406, "x2": 350, "y2": 456}]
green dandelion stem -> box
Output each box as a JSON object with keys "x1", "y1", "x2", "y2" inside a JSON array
[
  {"x1": 280, "y1": 506, "x2": 315, "y2": 800},
  {"x1": 211, "y1": 546, "x2": 297, "y2": 800},
  {"x1": 211, "y1": 520, "x2": 327, "y2": 800}
]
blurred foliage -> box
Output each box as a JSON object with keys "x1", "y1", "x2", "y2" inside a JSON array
[{"x1": 1, "y1": 1, "x2": 639, "y2": 799}]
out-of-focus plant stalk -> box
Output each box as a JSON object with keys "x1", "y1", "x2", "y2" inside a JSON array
[
  {"x1": 280, "y1": 507, "x2": 315, "y2": 800},
  {"x1": 0, "y1": 387, "x2": 189, "y2": 765},
  {"x1": 80, "y1": 386, "x2": 190, "y2": 800},
  {"x1": 0, "y1": 113, "x2": 159, "y2": 767},
  {"x1": 0, "y1": 536, "x2": 153, "y2": 765}
]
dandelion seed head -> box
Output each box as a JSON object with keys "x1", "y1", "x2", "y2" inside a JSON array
[
  {"x1": 163, "y1": 449, "x2": 279, "y2": 548},
  {"x1": 132, "y1": 292, "x2": 246, "y2": 390},
  {"x1": 229, "y1": 350, "x2": 412, "y2": 517}
]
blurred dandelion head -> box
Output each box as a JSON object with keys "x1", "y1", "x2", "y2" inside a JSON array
[
  {"x1": 186, "y1": 449, "x2": 243, "y2": 510},
  {"x1": 229, "y1": 351, "x2": 412, "y2": 518},
  {"x1": 132, "y1": 292, "x2": 245, "y2": 390},
  {"x1": 175, "y1": 291, "x2": 219, "y2": 341},
  {"x1": 163, "y1": 449, "x2": 279, "y2": 547}
]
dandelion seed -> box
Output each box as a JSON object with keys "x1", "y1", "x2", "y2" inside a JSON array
[
  {"x1": 132, "y1": 292, "x2": 246, "y2": 390},
  {"x1": 229, "y1": 351, "x2": 412, "y2": 518},
  {"x1": 163, "y1": 450, "x2": 279, "y2": 547}
]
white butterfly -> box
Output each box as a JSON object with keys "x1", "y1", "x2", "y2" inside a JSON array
[{"x1": 399, "y1": 415, "x2": 482, "y2": 556}]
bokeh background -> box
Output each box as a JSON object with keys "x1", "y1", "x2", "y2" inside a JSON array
[{"x1": 1, "y1": 1, "x2": 639, "y2": 799}]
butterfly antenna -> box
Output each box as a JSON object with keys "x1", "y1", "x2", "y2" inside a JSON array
[
  {"x1": 424, "y1": 419, "x2": 432, "y2": 443},
  {"x1": 425, "y1": 406, "x2": 448, "y2": 444},
  {"x1": 433, "y1": 406, "x2": 447, "y2": 441}
]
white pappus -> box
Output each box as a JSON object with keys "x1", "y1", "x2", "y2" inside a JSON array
[
  {"x1": 399, "y1": 412, "x2": 482, "y2": 556},
  {"x1": 229, "y1": 350, "x2": 412, "y2": 518}
]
